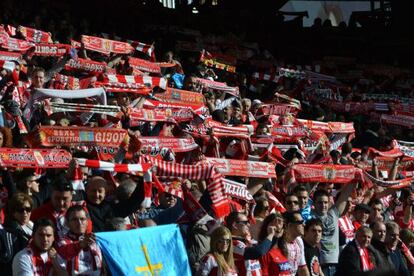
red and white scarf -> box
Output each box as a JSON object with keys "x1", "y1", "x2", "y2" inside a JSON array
[
  {"x1": 204, "y1": 158, "x2": 277, "y2": 179},
  {"x1": 33, "y1": 43, "x2": 70, "y2": 57},
  {"x1": 65, "y1": 58, "x2": 107, "y2": 74},
  {"x1": 356, "y1": 240, "x2": 374, "y2": 271},
  {"x1": 128, "y1": 40, "x2": 155, "y2": 59},
  {"x1": 364, "y1": 171, "x2": 414, "y2": 189},
  {"x1": 102, "y1": 74, "x2": 167, "y2": 90},
  {"x1": 29, "y1": 126, "x2": 128, "y2": 148},
  {"x1": 81, "y1": 35, "x2": 134, "y2": 55},
  {"x1": 0, "y1": 50, "x2": 21, "y2": 61},
  {"x1": 223, "y1": 179, "x2": 254, "y2": 203},
  {"x1": 27, "y1": 242, "x2": 53, "y2": 276},
  {"x1": 338, "y1": 216, "x2": 355, "y2": 243},
  {"x1": 146, "y1": 156, "x2": 230, "y2": 218},
  {"x1": 43, "y1": 101, "x2": 121, "y2": 117},
  {"x1": 193, "y1": 77, "x2": 239, "y2": 96},
  {"x1": 128, "y1": 57, "x2": 160, "y2": 74},
  {"x1": 58, "y1": 233, "x2": 102, "y2": 275},
  {"x1": 138, "y1": 137, "x2": 199, "y2": 153},
  {"x1": 155, "y1": 87, "x2": 205, "y2": 106},
  {"x1": 0, "y1": 148, "x2": 71, "y2": 168},
  {"x1": 289, "y1": 164, "x2": 364, "y2": 183},
  {"x1": 19, "y1": 26, "x2": 52, "y2": 43},
  {"x1": 0, "y1": 36, "x2": 35, "y2": 52}
]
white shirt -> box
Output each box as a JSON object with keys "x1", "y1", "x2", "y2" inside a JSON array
[{"x1": 12, "y1": 247, "x2": 65, "y2": 276}]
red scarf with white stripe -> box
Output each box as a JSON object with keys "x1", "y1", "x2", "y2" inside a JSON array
[
  {"x1": 356, "y1": 241, "x2": 374, "y2": 271},
  {"x1": 338, "y1": 215, "x2": 355, "y2": 243},
  {"x1": 58, "y1": 232, "x2": 102, "y2": 275},
  {"x1": 146, "y1": 156, "x2": 230, "y2": 218},
  {"x1": 101, "y1": 74, "x2": 167, "y2": 90},
  {"x1": 28, "y1": 242, "x2": 53, "y2": 276}
]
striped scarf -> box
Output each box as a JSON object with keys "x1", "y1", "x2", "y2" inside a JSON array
[
  {"x1": 128, "y1": 40, "x2": 155, "y2": 60},
  {"x1": 43, "y1": 101, "x2": 121, "y2": 117},
  {"x1": 75, "y1": 158, "x2": 153, "y2": 208},
  {"x1": 102, "y1": 74, "x2": 167, "y2": 90},
  {"x1": 145, "y1": 156, "x2": 230, "y2": 218},
  {"x1": 355, "y1": 241, "x2": 374, "y2": 271}
]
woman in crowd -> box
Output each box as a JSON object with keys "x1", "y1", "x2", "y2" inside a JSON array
[
  {"x1": 198, "y1": 226, "x2": 237, "y2": 276},
  {"x1": 4, "y1": 193, "x2": 34, "y2": 249},
  {"x1": 258, "y1": 213, "x2": 291, "y2": 276}
]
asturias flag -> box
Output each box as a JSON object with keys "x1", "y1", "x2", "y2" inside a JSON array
[{"x1": 96, "y1": 224, "x2": 191, "y2": 276}]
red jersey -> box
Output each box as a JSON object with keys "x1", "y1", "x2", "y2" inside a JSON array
[{"x1": 259, "y1": 247, "x2": 292, "y2": 276}]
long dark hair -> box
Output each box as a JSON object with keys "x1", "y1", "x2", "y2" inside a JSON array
[{"x1": 258, "y1": 213, "x2": 289, "y2": 257}]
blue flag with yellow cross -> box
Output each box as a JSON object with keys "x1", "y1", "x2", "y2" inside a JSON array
[{"x1": 96, "y1": 224, "x2": 191, "y2": 276}]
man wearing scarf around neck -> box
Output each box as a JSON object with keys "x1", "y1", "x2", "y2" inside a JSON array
[
  {"x1": 57, "y1": 205, "x2": 103, "y2": 275},
  {"x1": 12, "y1": 218, "x2": 67, "y2": 276}
]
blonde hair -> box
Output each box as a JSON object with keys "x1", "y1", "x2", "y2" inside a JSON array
[{"x1": 210, "y1": 226, "x2": 235, "y2": 273}]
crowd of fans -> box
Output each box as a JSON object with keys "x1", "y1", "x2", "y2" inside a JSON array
[{"x1": 0, "y1": 1, "x2": 414, "y2": 276}]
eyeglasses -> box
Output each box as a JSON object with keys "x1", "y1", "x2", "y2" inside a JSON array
[
  {"x1": 237, "y1": 220, "x2": 250, "y2": 225},
  {"x1": 286, "y1": 201, "x2": 299, "y2": 205},
  {"x1": 291, "y1": 220, "x2": 305, "y2": 225},
  {"x1": 16, "y1": 207, "x2": 32, "y2": 213},
  {"x1": 218, "y1": 238, "x2": 231, "y2": 244}
]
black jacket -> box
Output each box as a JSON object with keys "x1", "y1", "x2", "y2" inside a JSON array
[
  {"x1": 86, "y1": 177, "x2": 145, "y2": 232},
  {"x1": 337, "y1": 240, "x2": 381, "y2": 276},
  {"x1": 370, "y1": 239, "x2": 395, "y2": 272}
]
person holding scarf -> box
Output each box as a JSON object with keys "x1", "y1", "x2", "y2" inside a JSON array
[
  {"x1": 12, "y1": 218, "x2": 67, "y2": 276},
  {"x1": 337, "y1": 226, "x2": 381, "y2": 275},
  {"x1": 57, "y1": 205, "x2": 103, "y2": 275}
]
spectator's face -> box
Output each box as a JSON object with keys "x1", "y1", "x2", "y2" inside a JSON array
[
  {"x1": 305, "y1": 224, "x2": 322, "y2": 246},
  {"x1": 13, "y1": 200, "x2": 32, "y2": 225},
  {"x1": 242, "y1": 101, "x2": 251, "y2": 112},
  {"x1": 373, "y1": 223, "x2": 386, "y2": 242},
  {"x1": 206, "y1": 96, "x2": 215, "y2": 106},
  {"x1": 324, "y1": 184, "x2": 334, "y2": 195},
  {"x1": 233, "y1": 106, "x2": 242, "y2": 119},
  {"x1": 34, "y1": 226, "x2": 54, "y2": 252},
  {"x1": 68, "y1": 210, "x2": 88, "y2": 235},
  {"x1": 285, "y1": 195, "x2": 300, "y2": 212},
  {"x1": 256, "y1": 126, "x2": 269, "y2": 136},
  {"x1": 385, "y1": 227, "x2": 400, "y2": 250},
  {"x1": 315, "y1": 195, "x2": 329, "y2": 214},
  {"x1": 160, "y1": 192, "x2": 177, "y2": 208},
  {"x1": 356, "y1": 230, "x2": 372, "y2": 248},
  {"x1": 51, "y1": 191, "x2": 72, "y2": 212},
  {"x1": 223, "y1": 106, "x2": 233, "y2": 121},
  {"x1": 270, "y1": 216, "x2": 285, "y2": 238},
  {"x1": 26, "y1": 176, "x2": 40, "y2": 193},
  {"x1": 288, "y1": 213, "x2": 305, "y2": 237},
  {"x1": 217, "y1": 234, "x2": 231, "y2": 254},
  {"x1": 86, "y1": 183, "x2": 106, "y2": 205},
  {"x1": 354, "y1": 209, "x2": 370, "y2": 224},
  {"x1": 32, "y1": 71, "x2": 45, "y2": 88},
  {"x1": 296, "y1": 191, "x2": 309, "y2": 209},
  {"x1": 370, "y1": 203, "x2": 383, "y2": 222},
  {"x1": 232, "y1": 214, "x2": 250, "y2": 237}
]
